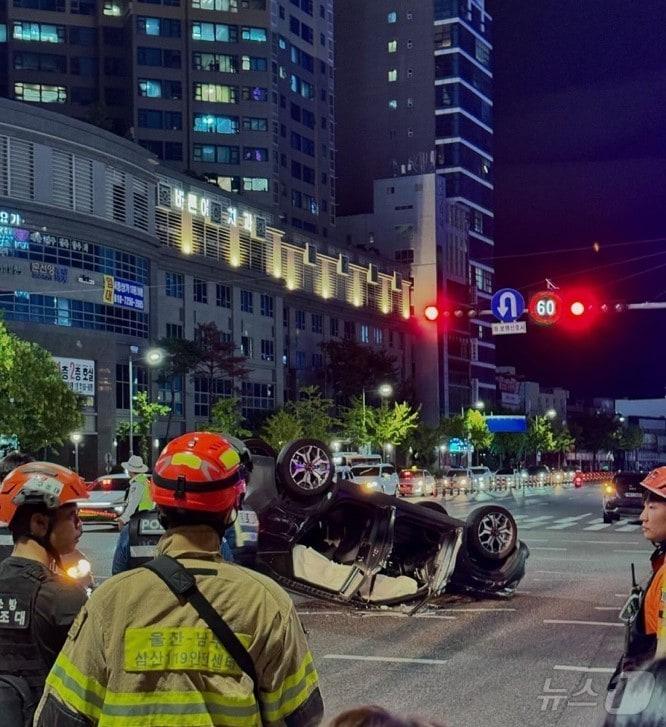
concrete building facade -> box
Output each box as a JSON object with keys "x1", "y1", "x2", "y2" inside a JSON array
[
  {"x1": 0, "y1": 0, "x2": 335, "y2": 236},
  {"x1": 334, "y1": 0, "x2": 495, "y2": 408},
  {"x1": 0, "y1": 99, "x2": 413, "y2": 477}
]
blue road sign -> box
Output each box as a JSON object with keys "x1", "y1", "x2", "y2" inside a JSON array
[
  {"x1": 491, "y1": 288, "x2": 525, "y2": 323},
  {"x1": 485, "y1": 416, "x2": 528, "y2": 434}
]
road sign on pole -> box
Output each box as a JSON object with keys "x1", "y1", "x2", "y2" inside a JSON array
[
  {"x1": 491, "y1": 288, "x2": 525, "y2": 323},
  {"x1": 492, "y1": 321, "x2": 527, "y2": 336},
  {"x1": 528, "y1": 291, "x2": 562, "y2": 326}
]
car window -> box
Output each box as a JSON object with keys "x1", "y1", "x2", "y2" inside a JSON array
[
  {"x1": 382, "y1": 465, "x2": 396, "y2": 476},
  {"x1": 614, "y1": 474, "x2": 644, "y2": 488},
  {"x1": 471, "y1": 467, "x2": 488, "y2": 475},
  {"x1": 400, "y1": 469, "x2": 424, "y2": 477},
  {"x1": 351, "y1": 465, "x2": 381, "y2": 477}
]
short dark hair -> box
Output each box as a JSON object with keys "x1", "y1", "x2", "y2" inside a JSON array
[
  {"x1": 8, "y1": 504, "x2": 50, "y2": 544},
  {"x1": 0, "y1": 452, "x2": 34, "y2": 482},
  {"x1": 157, "y1": 506, "x2": 230, "y2": 534}
]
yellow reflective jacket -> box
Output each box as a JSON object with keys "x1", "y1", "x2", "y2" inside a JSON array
[{"x1": 35, "y1": 526, "x2": 323, "y2": 727}]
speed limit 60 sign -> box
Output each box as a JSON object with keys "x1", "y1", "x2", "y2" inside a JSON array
[{"x1": 528, "y1": 291, "x2": 562, "y2": 326}]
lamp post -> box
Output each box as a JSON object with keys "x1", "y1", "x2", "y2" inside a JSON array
[
  {"x1": 70, "y1": 432, "x2": 82, "y2": 474},
  {"x1": 467, "y1": 400, "x2": 484, "y2": 469},
  {"x1": 128, "y1": 345, "x2": 139, "y2": 456},
  {"x1": 361, "y1": 383, "x2": 394, "y2": 455}
]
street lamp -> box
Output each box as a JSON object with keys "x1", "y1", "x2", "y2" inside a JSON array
[
  {"x1": 378, "y1": 383, "x2": 394, "y2": 399},
  {"x1": 70, "y1": 432, "x2": 83, "y2": 474},
  {"x1": 128, "y1": 345, "x2": 140, "y2": 456},
  {"x1": 546, "y1": 408, "x2": 557, "y2": 419},
  {"x1": 146, "y1": 347, "x2": 166, "y2": 367},
  {"x1": 474, "y1": 400, "x2": 485, "y2": 411}
]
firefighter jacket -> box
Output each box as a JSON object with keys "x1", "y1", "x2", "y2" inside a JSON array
[{"x1": 35, "y1": 525, "x2": 324, "y2": 727}]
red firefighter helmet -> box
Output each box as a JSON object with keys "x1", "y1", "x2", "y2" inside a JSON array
[
  {"x1": 151, "y1": 432, "x2": 245, "y2": 514},
  {"x1": 0, "y1": 462, "x2": 88, "y2": 526},
  {"x1": 641, "y1": 467, "x2": 666, "y2": 501}
]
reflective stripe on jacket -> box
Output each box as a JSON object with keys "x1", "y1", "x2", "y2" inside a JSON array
[{"x1": 35, "y1": 525, "x2": 323, "y2": 726}]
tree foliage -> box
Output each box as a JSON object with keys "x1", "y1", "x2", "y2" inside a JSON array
[
  {"x1": 116, "y1": 391, "x2": 170, "y2": 463},
  {"x1": 617, "y1": 424, "x2": 644, "y2": 452},
  {"x1": 570, "y1": 413, "x2": 619, "y2": 467},
  {"x1": 465, "y1": 409, "x2": 493, "y2": 455},
  {"x1": 194, "y1": 322, "x2": 251, "y2": 398},
  {"x1": 406, "y1": 425, "x2": 443, "y2": 469},
  {"x1": 208, "y1": 397, "x2": 251, "y2": 439},
  {"x1": 321, "y1": 339, "x2": 397, "y2": 404},
  {"x1": 0, "y1": 322, "x2": 83, "y2": 453},
  {"x1": 340, "y1": 399, "x2": 419, "y2": 451},
  {"x1": 526, "y1": 415, "x2": 556, "y2": 455},
  {"x1": 491, "y1": 432, "x2": 528, "y2": 466},
  {"x1": 157, "y1": 336, "x2": 201, "y2": 438},
  {"x1": 262, "y1": 409, "x2": 303, "y2": 451}
]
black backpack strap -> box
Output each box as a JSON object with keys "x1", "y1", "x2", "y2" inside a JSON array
[{"x1": 142, "y1": 555, "x2": 261, "y2": 707}]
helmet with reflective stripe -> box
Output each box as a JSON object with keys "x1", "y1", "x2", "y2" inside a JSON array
[
  {"x1": 0, "y1": 462, "x2": 89, "y2": 526},
  {"x1": 151, "y1": 432, "x2": 245, "y2": 514},
  {"x1": 641, "y1": 467, "x2": 666, "y2": 501}
]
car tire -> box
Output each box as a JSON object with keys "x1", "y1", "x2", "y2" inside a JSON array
[
  {"x1": 603, "y1": 513, "x2": 614, "y2": 524},
  {"x1": 466, "y1": 505, "x2": 517, "y2": 563},
  {"x1": 417, "y1": 501, "x2": 448, "y2": 516},
  {"x1": 275, "y1": 439, "x2": 334, "y2": 499}
]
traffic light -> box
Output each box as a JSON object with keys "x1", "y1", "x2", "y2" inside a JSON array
[
  {"x1": 560, "y1": 288, "x2": 600, "y2": 331},
  {"x1": 423, "y1": 304, "x2": 440, "y2": 322}
]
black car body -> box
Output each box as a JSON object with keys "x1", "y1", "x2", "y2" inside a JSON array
[
  {"x1": 602, "y1": 472, "x2": 645, "y2": 523},
  {"x1": 243, "y1": 438, "x2": 529, "y2": 610}
]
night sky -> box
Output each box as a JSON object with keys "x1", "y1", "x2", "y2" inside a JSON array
[{"x1": 487, "y1": 0, "x2": 666, "y2": 398}]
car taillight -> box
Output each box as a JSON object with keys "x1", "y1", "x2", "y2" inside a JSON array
[
  {"x1": 403, "y1": 472, "x2": 412, "y2": 478},
  {"x1": 101, "y1": 479, "x2": 113, "y2": 491}
]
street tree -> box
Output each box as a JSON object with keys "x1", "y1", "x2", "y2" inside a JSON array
[
  {"x1": 156, "y1": 336, "x2": 201, "y2": 439},
  {"x1": 615, "y1": 423, "x2": 644, "y2": 470},
  {"x1": 116, "y1": 391, "x2": 170, "y2": 464},
  {"x1": 526, "y1": 416, "x2": 556, "y2": 463},
  {"x1": 262, "y1": 409, "x2": 303, "y2": 451},
  {"x1": 288, "y1": 386, "x2": 336, "y2": 443},
  {"x1": 193, "y1": 322, "x2": 251, "y2": 401},
  {"x1": 491, "y1": 432, "x2": 528, "y2": 468},
  {"x1": 368, "y1": 401, "x2": 420, "y2": 452},
  {"x1": 0, "y1": 322, "x2": 83, "y2": 453},
  {"x1": 406, "y1": 425, "x2": 442, "y2": 469},
  {"x1": 570, "y1": 413, "x2": 619, "y2": 469},
  {"x1": 339, "y1": 397, "x2": 372, "y2": 450},
  {"x1": 209, "y1": 397, "x2": 251, "y2": 439},
  {"x1": 552, "y1": 424, "x2": 576, "y2": 468},
  {"x1": 440, "y1": 415, "x2": 467, "y2": 441},
  {"x1": 320, "y1": 339, "x2": 397, "y2": 404},
  {"x1": 465, "y1": 409, "x2": 493, "y2": 463}
]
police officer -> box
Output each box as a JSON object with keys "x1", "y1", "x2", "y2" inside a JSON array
[
  {"x1": 0, "y1": 462, "x2": 89, "y2": 725},
  {"x1": 116, "y1": 454, "x2": 151, "y2": 526},
  {"x1": 36, "y1": 432, "x2": 324, "y2": 726},
  {"x1": 610, "y1": 466, "x2": 666, "y2": 690}
]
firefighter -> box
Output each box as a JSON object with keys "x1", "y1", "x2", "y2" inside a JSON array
[
  {"x1": 0, "y1": 462, "x2": 88, "y2": 725},
  {"x1": 35, "y1": 432, "x2": 324, "y2": 726}
]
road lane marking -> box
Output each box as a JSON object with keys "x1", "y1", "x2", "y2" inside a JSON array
[
  {"x1": 615, "y1": 525, "x2": 642, "y2": 532},
  {"x1": 323, "y1": 654, "x2": 448, "y2": 665},
  {"x1": 546, "y1": 514, "x2": 594, "y2": 530},
  {"x1": 595, "y1": 607, "x2": 621, "y2": 611},
  {"x1": 537, "y1": 557, "x2": 598, "y2": 562},
  {"x1": 533, "y1": 569, "x2": 570, "y2": 575},
  {"x1": 530, "y1": 547, "x2": 567, "y2": 551},
  {"x1": 615, "y1": 594, "x2": 628, "y2": 598},
  {"x1": 297, "y1": 611, "x2": 346, "y2": 616},
  {"x1": 613, "y1": 550, "x2": 653, "y2": 555},
  {"x1": 356, "y1": 612, "x2": 457, "y2": 621},
  {"x1": 554, "y1": 665, "x2": 615, "y2": 674},
  {"x1": 583, "y1": 519, "x2": 612, "y2": 531},
  {"x1": 544, "y1": 619, "x2": 622, "y2": 628},
  {"x1": 561, "y1": 540, "x2": 646, "y2": 546},
  {"x1": 432, "y1": 607, "x2": 516, "y2": 613}
]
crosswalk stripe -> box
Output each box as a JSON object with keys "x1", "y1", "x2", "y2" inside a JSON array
[
  {"x1": 615, "y1": 524, "x2": 641, "y2": 533},
  {"x1": 584, "y1": 522, "x2": 612, "y2": 531}
]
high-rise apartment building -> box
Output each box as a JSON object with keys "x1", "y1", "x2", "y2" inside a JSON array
[
  {"x1": 0, "y1": 0, "x2": 335, "y2": 236},
  {"x1": 335, "y1": 0, "x2": 495, "y2": 408}
]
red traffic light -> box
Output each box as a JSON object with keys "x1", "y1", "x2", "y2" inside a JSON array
[
  {"x1": 424, "y1": 305, "x2": 440, "y2": 322},
  {"x1": 569, "y1": 300, "x2": 586, "y2": 317}
]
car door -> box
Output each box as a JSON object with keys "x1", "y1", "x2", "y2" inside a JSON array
[{"x1": 337, "y1": 503, "x2": 397, "y2": 599}]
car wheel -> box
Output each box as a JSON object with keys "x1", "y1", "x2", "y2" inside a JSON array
[
  {"x1": 276, "y1": 439, "x2": 334, "y2": 499},
  {"x1": 466, "y1": 506, "x2": 517, "y2": 562},
  {"x1": 603, "y1": 512, "x2": 614, "y2": 524},
  {"x1": 417, "y1": 501, "x2": 448, "y2": 516}
]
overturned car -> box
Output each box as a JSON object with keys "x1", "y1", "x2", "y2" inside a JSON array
[{"x1": 241, "y1": 438, "x2": 529, "y2": 611}]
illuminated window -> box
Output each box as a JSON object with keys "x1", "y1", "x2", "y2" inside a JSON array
[
  {"x1": 191, "y1": 22, "x2": 238, "y2": 42},
  {"x1": 387, "y1": 40, "x2": 397, "y2": 53},
  {"x1": 241, "y1": 26, "x2": 267, "y2": 42},
  {"x1": 388, "y1": 69, "x2": 397, "y2": 82},
  {"x1": 388, "y1": 99, "x2": 397, "y2": 109},
  {"x1": 14, "y1": 82, "x2": 66, "y2": 102},
  {"x1": 387, "y1": 11, "x2": 397, "y2": 23},
  {"x1": 193, "y1": 83, "x2": 238, "y2": 103},
  {"x1": 193, "y1": 113, "x2": 239, "y2": 134},
  {"x1": 192, "y1": 0, "x2": 238, "y2": 9},
  {"x1": 13, "y1": 21, "x2": 65, "y2": 43}
]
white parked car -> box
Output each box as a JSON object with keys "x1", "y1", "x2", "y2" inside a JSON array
[
  {"x1": 470, "y1": 466, "x2": 493, "y2": 489},
  {"x1": 349, "y1": 463, "x2": 399, "y2": 496}
]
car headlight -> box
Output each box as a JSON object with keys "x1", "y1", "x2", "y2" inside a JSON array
[
  {"x1": 460, "y1": 478, "x2": 468, "y2": 486},
  {"x1": 114, "y1": 506, "x2": 124, "y2": 514},
  {"x1": 604, "y1": 483, "x2": 616, "y2": 496}
]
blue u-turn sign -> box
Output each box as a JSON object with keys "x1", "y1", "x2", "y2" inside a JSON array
[{"x1": 491, "y1": 288, "x2": 525, "y2": 323}]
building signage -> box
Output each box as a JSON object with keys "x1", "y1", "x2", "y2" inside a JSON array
[
  {"x1": 448, "y1": 438, "x2": 473, "y2": 454},
  {"x1": 0, "y1": 263, "x2": 23, "y2": 276},
  {"x1": 0, "y1": 210, "x2": 23, "y2": 227},
  {"x1": 173, "y1": 188, "x2": 211, "y2": 218},
  {"x1": 54, "y1": 357, "x2": 95, "y2": 397},
  {"x1": 78, "y1": 275, "x2": 95, "y2": 286},
  {"x1": 103, "y1": 275, "x2": 145, "y2": 310},
  {"x1": 102, "y1": 275, "x2": 114, "y2": 305},
  {"x1": 30, "y1": 231, "x2": 90, "y2": 253},
  {"x1": 30, "y1": 261, "x2": 68, "y2": 283}
]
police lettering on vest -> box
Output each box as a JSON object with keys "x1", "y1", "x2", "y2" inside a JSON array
[{"x1": 127, "y1": 510, "x2": 165, "y2": 569}]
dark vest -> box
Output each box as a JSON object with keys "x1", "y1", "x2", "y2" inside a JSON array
[
  {"x1": 128, "y1": 509, "x2": 165, "y2": 569},
  {"x1": 0, "y1": 563, "x2": 51, "y2": 693}
]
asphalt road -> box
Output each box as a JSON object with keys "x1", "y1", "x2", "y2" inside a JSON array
[{"x1": 79, "y1": 485, "x2": 647, "y2": 727}]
